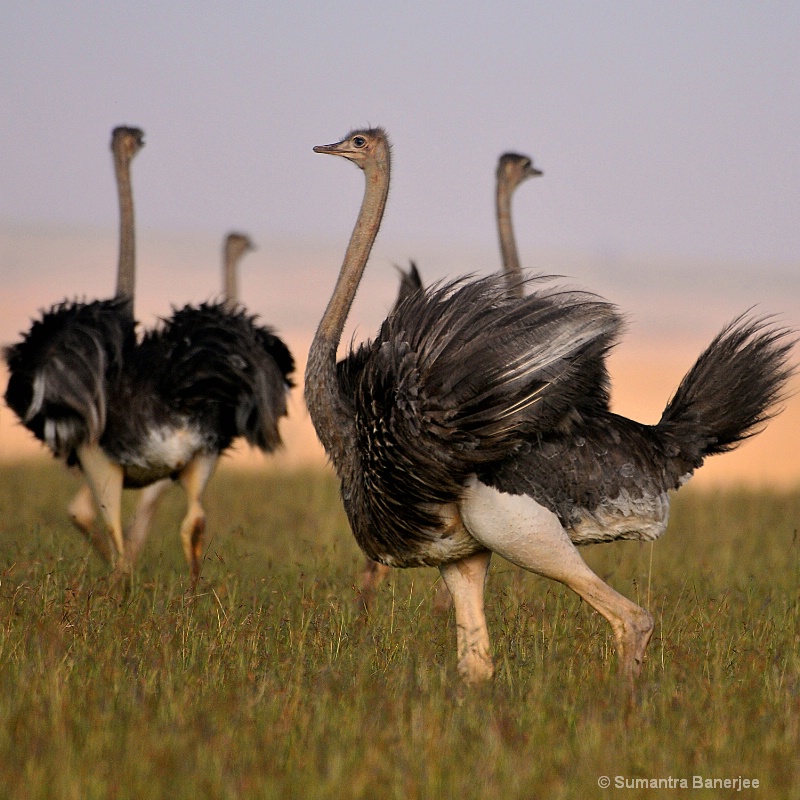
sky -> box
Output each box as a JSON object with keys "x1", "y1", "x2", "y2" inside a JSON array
[
  {"x1": 1, "y1": 2, "x2": 799, "y2": 480},
  {"x1": 3, "y1": 3, "x2": 799, "y2": 258}
]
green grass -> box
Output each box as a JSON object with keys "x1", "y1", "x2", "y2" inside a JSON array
[{"x1": 0, "y1": 460, "x2": 798, "y2": 799}]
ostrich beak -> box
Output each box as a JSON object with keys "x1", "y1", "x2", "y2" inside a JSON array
[{"x1": 313, "y1": 142, "x2": 345, "y2": 155}]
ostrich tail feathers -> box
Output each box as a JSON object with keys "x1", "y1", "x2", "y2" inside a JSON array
[{"x1": 657, "y1": 314, "x2": 796, "y2": 466}]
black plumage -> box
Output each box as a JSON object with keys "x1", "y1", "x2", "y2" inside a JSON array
[
  {"x1": 149, "y1": 302, "x2": 293, "y2": 456},
  {"x1": 4, "y1": 297, "x2": 136, "y2": 463},
  {"x1": 5, "y1": 299, "x2": 291, "y2": 485},
  {"x1": 3, "y1": 128, "x2": 295, "y2": 580}
]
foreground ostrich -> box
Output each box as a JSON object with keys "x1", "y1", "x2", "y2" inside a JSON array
[{"x1": 305, "y1": 127, "x2": 794, "y2": 688}]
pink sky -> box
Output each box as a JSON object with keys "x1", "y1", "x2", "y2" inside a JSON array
[{"x1": 2, "y1": 229, "x2": 798, "y2": 489}]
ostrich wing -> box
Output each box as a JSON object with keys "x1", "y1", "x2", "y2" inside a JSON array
[
  {"x1": 336, "y1": 275, "x2": 622, "y2": 563},
  {"x1": 4, "y1": 297, "x2": 134, "y2": 457}
]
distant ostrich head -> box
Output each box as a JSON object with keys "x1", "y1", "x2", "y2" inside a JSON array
[
  {"x1": 111, "y1": 126, "x2": 145, "y2": 161},
  {"x1": 225, "y1": 232, "x2": 255, "y2": 261},
  {"x1": 496, "y1": 152, "x2": 542, "y2": 191},
  {"x1": 495, "y1": 152, "x2": 542, "y2": 297}
]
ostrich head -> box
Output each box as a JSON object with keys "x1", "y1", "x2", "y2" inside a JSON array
[
  {"x1": 111, "y1": 126, "x2": 145, "y2": 161},
  {"x1": 225, "y1": 232, "x2": 255, "y2": 262},
  {"x1": 313, "y1": 128, "x2": 390, "y2": 171},
  {"x1": 497, "y1": 152, "x2": 542, "y2": 191}
]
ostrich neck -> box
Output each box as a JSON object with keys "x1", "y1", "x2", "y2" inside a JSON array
[
  {"x1": 114, "y1": 153, "x2": 136, "y2": 306},
  {"x1": 224, "y1": 251, "x2": 239, "y2": 311},
  {"x1": 305, "y1": 162, "x2": 390, "y2": 462},
  {"x1": 496, "y1": 179, "x2": 524, "y2": 298}
]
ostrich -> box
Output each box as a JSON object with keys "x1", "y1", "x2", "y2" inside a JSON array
[
  {"x1": 117, "y1": 297, "x2": 294, "y2": 582},
  {"x1": 357, "y1": 152, "x2": 544, "y2": 608},
  {"x1": 495, "y1": 152, "x2": 542, "y2": 296},
  {"x1": 4, "y1": 126, "x2": 144, "y2": 564},
  {"x1": 124, "y1": 231, "x2": 294, "y2": 576},
  {"x1": 122, "y1": 231, "x2": 295, "y2": 572},
  {"x1": 306, "y1": 127, "x2": 794, "y2": 689}
]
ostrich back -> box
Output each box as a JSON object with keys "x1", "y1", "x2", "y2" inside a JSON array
[{"x1": 481, "y1": 315, "x2": 796, "y2": 546}]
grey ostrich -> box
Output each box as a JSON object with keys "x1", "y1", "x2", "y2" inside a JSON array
[{"x1": 305, "y1": 127, "x2": 794, "y2": 689}]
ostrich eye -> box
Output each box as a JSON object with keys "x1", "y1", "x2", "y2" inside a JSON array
[{"x1": 352, "y1": 136, "x2": 367, "y2": 148}]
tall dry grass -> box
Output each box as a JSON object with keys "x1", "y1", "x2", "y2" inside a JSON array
[{"x1": 0, "y1": 461, "x2": 797, "y2": 799}]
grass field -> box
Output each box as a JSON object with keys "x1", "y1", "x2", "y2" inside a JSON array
[{"x1": 0, "y1": 460, "x2": 798, "y2": 799}]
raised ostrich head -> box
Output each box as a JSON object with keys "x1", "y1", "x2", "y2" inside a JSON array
[
  {"x1": 496, "y1": 152, "x2": 542, "y2": 190},
  {"x1": 225, "y1": 232, "x2": 254, "y2": 262},
  {"x1": 312, "y1": 128, "x2": 391, "y2": 171},
  {"x1": 111, "y1": 126, "x2": 145, "y2": 161}
]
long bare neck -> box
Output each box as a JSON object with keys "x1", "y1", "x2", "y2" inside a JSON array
[
  {"x1": 305, "y1": 153, "x2": 390, "y2": 459},
  {"x1": 114, "y1": 150, "x2": 136, "y2": 304},
  {"x1": 223, "y1": 245, "x2": 239, "y2": 311},
  {"x1": 496, "y1": 174, "x2": 524, "y2": 298}
]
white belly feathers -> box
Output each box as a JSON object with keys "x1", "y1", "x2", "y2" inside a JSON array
[
  {"x1": 122, "y1": 424, "x2": 205, "y2": 485},
  {"x1": 460, "y1": 475, "x2": 672, "y2": 553}
]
